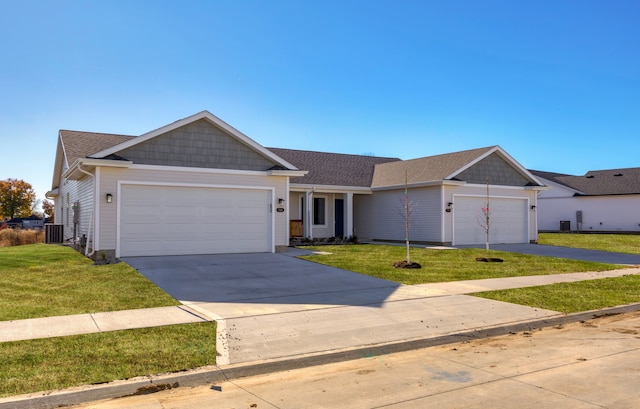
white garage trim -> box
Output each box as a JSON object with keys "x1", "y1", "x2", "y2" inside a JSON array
[
  {"x1": 116, "y1": 181, "x2": 275, "y2": 257},
  {"x1": 452, "y1": 195, "x2": 529, "y2": 246}
]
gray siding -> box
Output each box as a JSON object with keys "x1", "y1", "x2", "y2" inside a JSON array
[
  {"x1": 115, "y1": 119, "x2": 280, "y2": 171},
  {"x1": 355, "y1": 187, "x2": 442, "y2": 243},
  {"x1": 456, "y1": 153, "x2": 530, "y2": 186}
]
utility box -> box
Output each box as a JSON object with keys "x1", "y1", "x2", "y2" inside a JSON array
[
  {"x1": 45, "y1": 224, "x2": 64, "y2": 243},
  {"x1": 560, "y1": 221, "x2": 571, "y2": 232}
]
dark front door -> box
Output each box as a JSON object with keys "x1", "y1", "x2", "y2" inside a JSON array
[{"x1": 335, "y1": 199, "x2": 344, "y2": 238}]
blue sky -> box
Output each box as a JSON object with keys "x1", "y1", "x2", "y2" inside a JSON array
[{"x1": 1, "y1": 0, "x2": 639, "y2": 206}]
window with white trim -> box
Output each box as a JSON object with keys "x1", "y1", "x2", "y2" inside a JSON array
[{"x1": 313, "y1": 197, "x2": 326, "y2": 226}]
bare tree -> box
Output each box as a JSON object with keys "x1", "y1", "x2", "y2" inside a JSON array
[{"x1": 476, "y1": 177, "x2": 490, "y2": 251}]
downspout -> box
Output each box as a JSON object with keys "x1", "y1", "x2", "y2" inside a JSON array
[{"x1": 77, "y1": 164, "x2": 96, "y2": 257}]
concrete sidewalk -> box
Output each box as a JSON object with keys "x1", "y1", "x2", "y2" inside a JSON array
[{"x1": 0, "y1": 306, "x2": 209, "y2": 343}]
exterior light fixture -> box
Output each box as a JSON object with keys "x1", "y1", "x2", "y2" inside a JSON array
[
  {"x1": 530, "y1": 205, "x2": 536, "y2": 210},
  {"x1": 446, "y1": 202, "x2": 453, "y2": 213},
  {"x1": 106, "y1": 193, "x2": 113, "y2": 203},
  {"x1": 278, "y1": 198, "x2": 285, "y2": 205}
]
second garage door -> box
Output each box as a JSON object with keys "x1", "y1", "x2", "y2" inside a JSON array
[
  {"x1": 119, "y1": 185, "x2": 271, "y2": 257},
  {"x1": 453, "y1": 196, "x2": 528, "y2": 246}
]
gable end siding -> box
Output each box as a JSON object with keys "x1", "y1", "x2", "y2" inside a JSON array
[
  {"x1": 114, "y1": 119, "x2": 279, "y2": 171},
  {"x1": 456, "y1": 153, "x2": 530, "y2": 186}
]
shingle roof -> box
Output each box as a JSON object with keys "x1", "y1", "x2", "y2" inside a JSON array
[
  {"x1": 267, "y1": 148, "x2": 401, "y2": 187},
  {"x1": 59, "y1": 130, "x2": 134, "y2": 165},
  {"x1": 371, "y1": 146, "x2": 495, "y2": 187},
  {"x1": 530, "y1": 168, "x2": 640, "y2": 196}
]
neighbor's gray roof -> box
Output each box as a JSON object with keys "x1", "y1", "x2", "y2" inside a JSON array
[
  {"x1": 59, "y1": 130, "x2": 134, "y2": 165},
  {"x1": 530, "y1": 168, "x2": 640, "y2": 196},
  {"x1": 267, "y1": 148, "x2": 401, "y2": 187},
  {"x1": 372, "y1": 146, "x2": 495, "y2": 187}
]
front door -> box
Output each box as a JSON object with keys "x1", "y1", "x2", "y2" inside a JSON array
[{"x1": 335, "y1": 199, "x2": 344, "y2": 238}]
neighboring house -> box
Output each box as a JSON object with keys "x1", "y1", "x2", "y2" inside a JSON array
[
  {"x1": 47, "y1": 110, "x2": 546, "y2": 261},
  {"x1": 4, "y1": 215, "x2": 44, "y2": 229},
  {"x1": 530, "y1": 169, "x2": 640, "y2": 233}
]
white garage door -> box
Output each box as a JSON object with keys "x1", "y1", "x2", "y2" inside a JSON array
[
  {"x1": 453, "y1": 196, "x2": 528, "y2": 246},
  {"x1": 119, "y1": 185, "x2": 271, "y2": 257}
]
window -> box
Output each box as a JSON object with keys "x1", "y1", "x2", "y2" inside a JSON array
[{"x1": 313, "y1": 197, "x2": 326, "y2": 226}]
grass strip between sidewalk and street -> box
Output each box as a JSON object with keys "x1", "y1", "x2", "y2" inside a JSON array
[
  {"x1": 0, "y1": 244, "x2": 179, "y2": 321},
  {"x1": 0, "y1": 322, "x2": 217, "y2": 398},
  {"x1": 297, "y1": 244, "x2": 621, "y2": 285},
  {"x1": 474, "y1": 273, "x2": 640, "y2": 313}
]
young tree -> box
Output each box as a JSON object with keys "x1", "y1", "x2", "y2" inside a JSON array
[
  {"x1": 476, "y1": 177, "x2": 491, "y2": 251},
  {"x1": 395, "y1": 170, "x2": 418, "y2": 267},
  {"x1": 0, "y1": 179, "x2": 36, "y2": 219}
]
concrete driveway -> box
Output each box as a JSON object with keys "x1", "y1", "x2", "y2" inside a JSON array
[
  {"x1": 123, "y1": 251, "x2": 400, "y2": 307},
  {"x1": 123, "y1": 250, "x2": 562, "y2": 365}
]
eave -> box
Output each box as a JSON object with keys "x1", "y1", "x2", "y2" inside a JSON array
[
  {"x1": 267, "y1": 170, "x2": 309, "y2": 177},
  {"x1": 290, "y1": 183, "x2": 373, "y2": 194},
  {"x1": 63, "y1": 158, "x2": 133, "y2": 180},
  {"x1": 372, "y1": 180, "x2": 466, "y2": 191}
]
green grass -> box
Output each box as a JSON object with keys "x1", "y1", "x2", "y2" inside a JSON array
[
  {"x1": 298, "y1": 244, "x2": 620, "y2": 285},
  {"x1": 475, "y1": 274, "x2": 640, "y2": 313},
  {"x1": 0, "y1": 244, "x2": 217, "y2": 398},
  {"x1": 0, "y1": 322, "x2": 217, "y2": 398},
  {"x1": 0, "y1": 244, "x2": 179, "y2": 321},
  {"x1": 539, "y1": 233, "x2": 640, "y2": 254}
]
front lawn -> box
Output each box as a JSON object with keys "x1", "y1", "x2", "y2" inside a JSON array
[
  {"x1": 298, "y1": 244, "x2": 620, "y2": 285},
  {"x1": 538, "y1": 233, "x2": 640, "y2": 255},
  {"x1": 0, "y1": 244, "x2": 179, "y2": 321},
  {"x1": 0, "y1": 244, "x2": 217, "y2": 398},
  {"x1": 0, "y1": 323, "x2": 216, "y2": 398}
]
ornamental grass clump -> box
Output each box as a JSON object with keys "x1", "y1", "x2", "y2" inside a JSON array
[{"x1": 0, "y1": 228, "x2": 44, "y2": 247}]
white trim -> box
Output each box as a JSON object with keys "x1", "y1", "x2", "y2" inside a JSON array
[
  {"x1": 372, "y1": 180, "x2": 466, "y2": 192},
  {"x1": 115, "y1": 181, "x2": 275, "y2": 258},
  {"x1": 312, "y1": 195, "x2": 328, "y2": 228},
  {"x1": 94, "y1": 167, "x2": 101, "y2": 252},
  {"x1": 90, "y1": 110, "x2": 300, "y2": 170},
  {"x1": 290, "y1": 184, "x2": 372, "y2": 194},
  {"x1": 267, "y1": 169, "x2": 308, "y2": 177},
  {"x1": 440, "y1": 184, "x2": 446, "y2": 244}
]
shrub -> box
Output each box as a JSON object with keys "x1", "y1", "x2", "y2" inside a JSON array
[{"x1": 0, "y1": 229, "x2": 44, "y2": 247}]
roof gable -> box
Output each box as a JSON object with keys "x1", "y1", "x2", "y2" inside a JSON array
[
  {"x1": 268, "y1": 148, "x2": 400, "y2": 187},
  {"x1": 455, "y1": 152, "x2": 534, "y2": 186},
  {"x1": 372, "y1": 146, "x2": 542, "y2": 188},
  {"x1": 91, "y1": 111, "x2": 297, "y2": 170},
  {"x1": 112, "y1": 118, "x2": 283, "y2": 171}
]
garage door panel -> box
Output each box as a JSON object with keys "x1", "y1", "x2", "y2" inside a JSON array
[
  {"x1": 119, "y1": 185, "x2": 271, "y2": 257},
  {"x1": 454, "y1": 196, "x2": 527, "y2": 246}
]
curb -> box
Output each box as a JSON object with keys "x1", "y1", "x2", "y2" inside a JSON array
[{"x1": 3, "y1": 302, "x2": 640, "y2": 409}]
